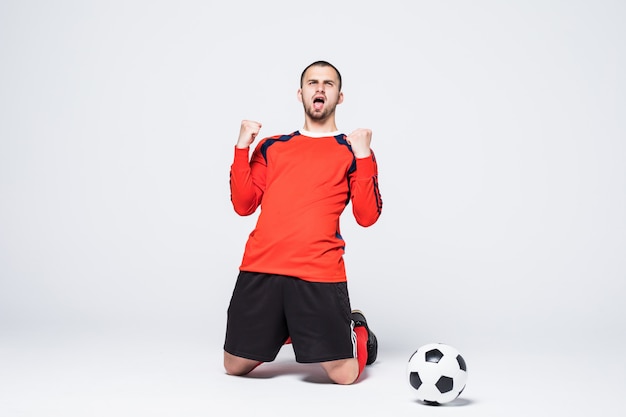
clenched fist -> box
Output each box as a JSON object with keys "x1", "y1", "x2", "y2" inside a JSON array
[
  {"x1": 346, "y1": 128, "x2": 372, "y2": 158},
  {"x1": 236, "y1": 120, "x2": 262, "y2": 149}
]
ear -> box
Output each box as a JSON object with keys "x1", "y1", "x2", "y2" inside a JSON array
[
  {"x1": 297, "y1": 88, "x2": 303, "y2": 103},
  {"x1": 337, "y1": 91, "x2": 344, "y2": 104}
]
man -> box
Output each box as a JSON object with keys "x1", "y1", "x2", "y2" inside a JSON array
[{"x1": 224, "y1": 60, "x2": 382, "y2": 385}]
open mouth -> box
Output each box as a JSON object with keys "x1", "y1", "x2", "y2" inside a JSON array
[{"x1": 313, "y1": 96, "x2": 325, "y2": 110}]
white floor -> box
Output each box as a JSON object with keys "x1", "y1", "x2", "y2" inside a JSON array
[{"x1": 1, "y1": 328, "x2": 624, "y2": 417}]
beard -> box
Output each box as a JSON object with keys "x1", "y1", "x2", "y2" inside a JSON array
[{"x1": 303, "y1": 100, "x2": 336, "y2": 121}]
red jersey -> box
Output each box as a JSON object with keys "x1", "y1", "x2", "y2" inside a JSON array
[{"x1": 229, "y1": 130, "x2": 382, "y2": 283}]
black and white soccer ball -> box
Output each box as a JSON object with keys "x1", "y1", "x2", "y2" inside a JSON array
[{"x1": 407, "y1": 343, "x2": 468, "y2": 405}]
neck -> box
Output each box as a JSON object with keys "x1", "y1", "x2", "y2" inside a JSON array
[{"x1": 302, "y1": 116, "x2": 338, "y2": 133}]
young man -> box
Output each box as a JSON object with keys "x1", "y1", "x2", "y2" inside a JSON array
[{"x1": 224, "y1": 60, "x2": 382, "y2": 385}]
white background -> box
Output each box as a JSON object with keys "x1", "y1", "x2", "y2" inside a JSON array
[{"x1": 1, "y1": 1, "x2": 624, "y2": 416}]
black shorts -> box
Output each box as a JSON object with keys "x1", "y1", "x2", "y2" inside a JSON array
[{"x1": 224, "y1": 271, "x2": 356, "y2": 363}]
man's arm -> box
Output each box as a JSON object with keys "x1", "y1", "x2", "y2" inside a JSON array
[
  {"x1": 229, "y1": 120, "x2": 266, "y2": 216},
  {"x1": 349, "y1": 152, "x2": 382, "y2": 227}
]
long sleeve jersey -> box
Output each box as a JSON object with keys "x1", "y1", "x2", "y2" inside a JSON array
[{"x1": 229, "y1": 130, "x2": 382, "y2": 283}]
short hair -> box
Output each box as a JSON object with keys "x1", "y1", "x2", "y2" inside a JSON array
[{"x1": 300, "y1": 60, "x2": 342, "y2": 91}]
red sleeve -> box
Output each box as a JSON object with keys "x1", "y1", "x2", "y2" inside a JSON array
[
  {"x1": 349, "y1": 151, "x2": 382, "y2": 227},
  {"x1": 229, "y1": 145, "x2": 267, "y2": 216}
]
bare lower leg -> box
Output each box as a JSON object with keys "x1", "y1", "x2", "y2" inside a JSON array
[{"x1": 224, "y1": 351, "x2": 262, "y2": 376}]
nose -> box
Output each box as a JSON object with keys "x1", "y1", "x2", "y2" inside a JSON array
[{"x1": 316, "y1": 84, "x2": 325, "y2": 93}]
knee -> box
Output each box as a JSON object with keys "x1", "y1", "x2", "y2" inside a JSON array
[
  {"x1": 224, "y1": 361, "x2": 247, "y2": 376},
  {"x1": 224, "y1": 352, "x2": 260, "y2": 376},
  {"x1": 329, "y1": 370, "x2": 359, "y2": 385},
  {"x1": 322, "y1": 359, "x2": 360, "y2": 385}
]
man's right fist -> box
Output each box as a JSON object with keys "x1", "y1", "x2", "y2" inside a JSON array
[{"x1": 236, "y1": 120, "x2": 262, "y2": 149}]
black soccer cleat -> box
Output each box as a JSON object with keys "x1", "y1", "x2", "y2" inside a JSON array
[{"x1": 351, "y1": 309, "x2": 378, "y2": 365}]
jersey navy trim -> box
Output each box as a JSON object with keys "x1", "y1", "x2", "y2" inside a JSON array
[{"x1": 259, "y1": 132, "x2": 297, "y2": 162}]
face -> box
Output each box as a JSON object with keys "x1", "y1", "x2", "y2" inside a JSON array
[{"x1": 298, "y1": 65, "x2": 343, "y2": 121}]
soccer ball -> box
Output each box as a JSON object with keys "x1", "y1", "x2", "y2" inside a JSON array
[{"x1": 407, "y1": 343, "x2": 468, "y2": 405}]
